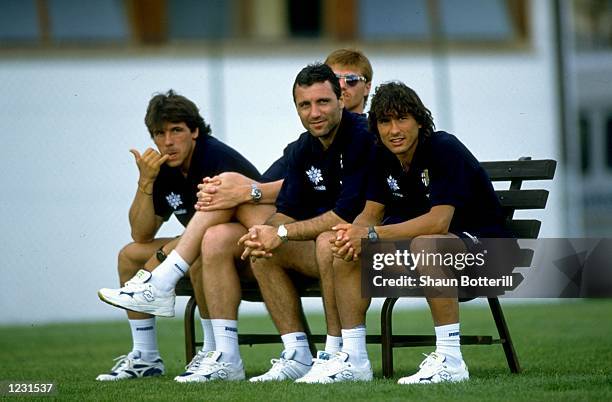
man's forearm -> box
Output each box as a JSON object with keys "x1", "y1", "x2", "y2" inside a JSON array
[
  {"x1": 128, "y1": 188, "x2": 160, "y2": 242},
  {"x1": 352, "y1": 201, "x2": 385, "y2": 227},
  {"x1": 265, "y1": 212, "x2": 295, "y2": 227},
  {"x1": 257, "y1": 180, "x2": 283, "y2": 204},
  {"x1": 285, "y1": 210, "x2": 346, "y2": 241}
]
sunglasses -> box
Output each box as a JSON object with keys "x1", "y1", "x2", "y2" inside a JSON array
[{"x1": 335, "y1": 73, "x2": 367, "y2": 87}]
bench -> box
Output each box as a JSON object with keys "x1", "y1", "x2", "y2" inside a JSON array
[{"x1": 176, "y1": 157, "x2": 557, "y2": 378}]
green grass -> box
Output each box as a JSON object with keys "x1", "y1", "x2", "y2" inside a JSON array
[{"x1": 1, "y1": 300, "x2": 612, "y2": 401}]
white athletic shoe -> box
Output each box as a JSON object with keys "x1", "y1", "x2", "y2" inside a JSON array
[
  {"x1": 249, "y1": 349, "x2": 312, "y2": 382},
  {"x1": 98, "y1": 270, "x2": 175, "y2": 317},
  {"x1": 295, "y1": 351, "x2": 333, "y2": 383},
  {"x1": 298, "y1": 351, "x2": 373, "y2": 384},
  {"x1": 174, "y1": 351, "x2": 245, "y2": 383},
  {"x1": 397, "y1": 352, "x2": 469, "y2": 384},
  {"x1": 95, "y1": 350, "x2": 164, "y2": 381}
]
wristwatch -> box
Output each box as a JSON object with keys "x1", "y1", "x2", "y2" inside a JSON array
[
  {"x1": 277, "y1": 224, "x2": 289, "y2": 243},
  {"x1": 156, "y1": 246, "x2": 167, "y2": 262},
  {"x1": 250, "y1": 183, "x2": 262, "y2": 203},
  {"x1": 367, "y1": 226, "x2": 379, "y2": 243}
]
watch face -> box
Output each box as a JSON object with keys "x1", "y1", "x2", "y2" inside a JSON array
[
  {"x1": 251, "y1": 185, "x2": 262, "y2": 202},
  {"x1": 368, "y1": 227, "x2": 378, "y2": 243}
]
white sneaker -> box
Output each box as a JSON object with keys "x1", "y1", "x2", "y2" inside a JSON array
[
  {"x1": 298, "y1": 351, "x2": 372, "y2": 384},
  {"x1": 397, "y1": 352, "x2": 469, "y2": 384},
  {"x1": 96, "y1": 350, "x2": 164, "y2": 381},
  {"x1": 249, "y1": 349, "x2": 312, "y2": 382},
  {"x1": 295, "y1": 351, "x2": 333, "y2": 383},
  {"x1": 174, "y1": 351, "x2": 245, "y2": 383},
  {"x1": 174, "y1": 349, "x2": 208, "y2": 379},
  {"x1": 98, "y1": 270, "x2": 175, "y2": 317}
]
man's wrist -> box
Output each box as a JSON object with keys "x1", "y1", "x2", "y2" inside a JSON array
[
  {"x1": 137, "y1": 180, "x2": 154, "y2": 196},
  {"x1": 138, "y1": 179, "x2": 155, "y2": 191}
]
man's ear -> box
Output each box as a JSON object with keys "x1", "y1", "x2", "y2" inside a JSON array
[{"x1": 192, "y1": 127, "x2": 199, "y2": 140}]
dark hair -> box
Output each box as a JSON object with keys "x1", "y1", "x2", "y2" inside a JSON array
[
  {"x1": 144, "y1": 90, "x2": 211, "y2": 138},
  {"x1": 292, "y1": 63, "x2": 341, "y2": 104},
  {"x1": 368, "y1": 81, "x2": 435, "y2": 140}
]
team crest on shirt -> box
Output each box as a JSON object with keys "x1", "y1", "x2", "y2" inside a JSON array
[
  {"x1": 166, "y1": 192, "x2": 187, "y2": 215},
  {"x1": 420, "y1": 169, "x2": 430, "y2": 197},
  {"x1": 387, "y1": 175, "x2": 403, "y2": 198},
  {"x1": 306, "y1": 166, "x2": 326, "y2": 190}
]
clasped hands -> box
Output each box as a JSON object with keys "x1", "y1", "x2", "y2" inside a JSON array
[
  {"x1": 195, "y1": 172, "x2": 251, "y2": 211},
  {"x1": 236, "y1": 223, "x2": 369, "y2": 262}
]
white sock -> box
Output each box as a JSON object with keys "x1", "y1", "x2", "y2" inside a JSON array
[
  {"x1": 129, "y1": 318, "x2": 159, "y2": 361},
  {"x1": 211, "y1": 319, "x2": 240, "y2": 363},
  {"x1": 200, "y1": 318, "x2": 216, "y2": 352},
  {"x1": 324, "y1": 335, "x2": 342, "y2": 354},
  {"x1": 435, "y1": 323, "x2": 462, "y2": 365},
  {"x1": 281, "y1": 332, "x2": 312, "y2": 365},
  {"x1": 341, "y1": 326, "x2": 369, "y2": 367},
  {"x1": 149, "y1": 250, "x2": 189, "y2": 292}
]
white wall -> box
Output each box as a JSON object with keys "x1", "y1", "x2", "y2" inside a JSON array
[{"x1": 0, "y1": 2, "x2": 563, "y2": 324}]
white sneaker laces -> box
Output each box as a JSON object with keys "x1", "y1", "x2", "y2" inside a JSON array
[
  {"x1": 184, "y1": 351, "x2": 207, "y2": 371},
  {"x1": 110, "y1": 355, "x2": 131, "y2": 372}
]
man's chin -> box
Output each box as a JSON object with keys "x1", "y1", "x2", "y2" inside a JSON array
[{"x1": 165, "y1": 159, "x2": 182, "y2": 168}]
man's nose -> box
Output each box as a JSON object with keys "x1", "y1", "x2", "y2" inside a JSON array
[
  {"x1": 389, "y1": 120, "x2": 401, "y2": 134},
  {"x1": 310, "y1": 103, "x2": 321, "y2": 117}
]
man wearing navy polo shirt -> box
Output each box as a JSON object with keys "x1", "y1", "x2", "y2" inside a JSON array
[
  {"x1": 239, "y1": 63, "x2": 375, "y2": 383},
  {"x1": 96, "y1": 90, "x2": 264, "y2": 381},
  {"x1": 331, "y1": 81, "x2": 508, "y2": 384}
]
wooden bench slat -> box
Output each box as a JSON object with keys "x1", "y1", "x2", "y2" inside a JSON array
[
  {"x1": 482, "y1": 159, "x2": 556, "y2": 181},
  {"x1": 496, "y1": 189, "x2": 549, "y2": 209},
  {"x1": 504, "y1": 219, "x2": 541, "y2": 239}
]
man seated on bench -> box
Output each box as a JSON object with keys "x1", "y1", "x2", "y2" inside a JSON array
[
  {"x1": 330, "y1": 81, "x2": 510, "y2": 384},
  {"x1": 95, "y1": 90, "x2": 281, "y2": 381},
  {"x1": 235, "y1": 62, "x2": 374, "y2": 383}
]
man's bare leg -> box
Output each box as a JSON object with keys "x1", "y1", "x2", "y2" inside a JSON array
[
  {"x1": 249, "y1": 241, "x2": 319, "y2": 380},
  {"x1": 398, "y1": 234, "x2": 469, "y2": 385},
  {"x1": 96, "y1": 239, "x2": 174, "y2": 381},
  {"x1": 315, "y1": 231, "x2": 343, "y2": 354},
  {"x1": 332, "y1": 256, "x2": 371, "y2": 369},
  {"x1": 99, "y1": 209, "x2": 238, "y2": 318}
]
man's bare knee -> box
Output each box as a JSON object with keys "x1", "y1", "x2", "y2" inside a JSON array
[
  {"x1": 203, "y1": 225, "x2": 237, "y2": 255},
  {"x1": 316, "y1": 231, "x2": 336, "y2": 274},
  {"x1": 118, "y1": 242, "x2": 146, "y2": 269}
]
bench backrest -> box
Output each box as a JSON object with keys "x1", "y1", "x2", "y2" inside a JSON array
[{"x1": 481, "y1": 157, "x2": 557, "y2": 239}]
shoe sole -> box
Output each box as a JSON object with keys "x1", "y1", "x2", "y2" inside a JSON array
[
  {"x1": 97, "y1": 291, "x2": 175, "y2": 317},
  {"x1": 96, "y1": 372, "x2": 164, "y2": 382},
  {"x1": 397, "y1": 374, "x2": 469, "y2": 384},
  {"x1": 174, "y1": 374, "x2": 245, "y2": 383}
]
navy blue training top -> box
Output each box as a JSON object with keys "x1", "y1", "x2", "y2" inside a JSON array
[
  {"x1": 153, "y1": 135, "x2": 261, "y2": 226},
  {"x1": 367, "y1": 131, "x2": 506, "y2": 236},
  {"x1": 275, "y1": 110, "x2": 374, "y2": 222}
]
